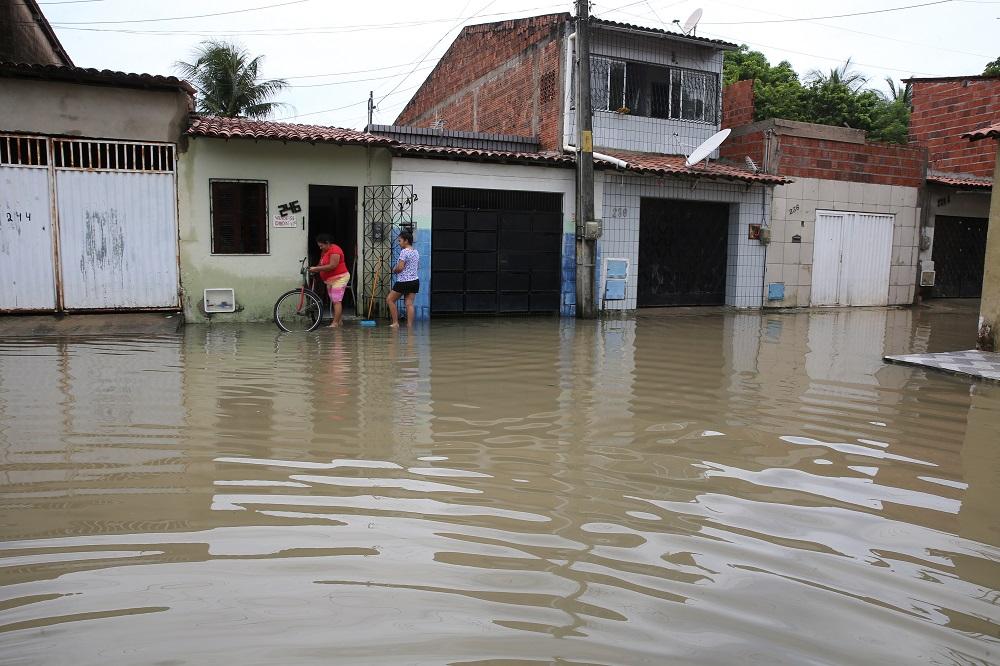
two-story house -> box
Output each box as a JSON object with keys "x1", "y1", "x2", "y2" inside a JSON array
[{"x1": 392, "y1": 13, "x2": 786, "y2": 312}]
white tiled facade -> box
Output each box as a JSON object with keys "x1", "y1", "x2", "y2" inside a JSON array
[
  {"x1": 765, "y1": 178, "x2": 922, "y2": 307},
  {"x1": 597, "y1": 173, "x2": 770, "y2": 310}
]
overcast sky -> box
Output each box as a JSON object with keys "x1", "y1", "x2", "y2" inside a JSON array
[{"x1": 45, "y1": 0, "x2": 1000, "y2": 129}]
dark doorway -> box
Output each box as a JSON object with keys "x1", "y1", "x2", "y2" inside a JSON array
[
  {"x1": 431, "y1": 187, "x2": 563, "y2": 314},
  {"x1": 309, "y1": 185, "x2": 358, "y2": 310},
  {"x1": 931, "y1": 215, "x2": 988, "y2": 298},
  {"x1": 638, "y1": 198, "x2": 729, "y2": 307}
]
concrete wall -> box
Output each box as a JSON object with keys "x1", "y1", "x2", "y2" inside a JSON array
[
  {"x1": 765, "y1": 178, "x2": 921, "y2": 307},
  {"x1": 389, "y1": 157, "x2": 586, "y2": 318},
  {"x1": 178, "y1": 138, "x2": 391, "y2": 323},
  {"x1": 0, "y1": 0, "x2": 69, "y2": 65},
  {"x1": 0, "y1": 78, "x2": 191, "y2": 143},
  {"x1": 980, "y1": 153, "x2": 1000, "y2": 350},
  {"x1": 566, "y1": 29, "x2": 725, "y2": 156},
  {"x1": 599, "y1": 174, "x2": 770, "y2": 309}
]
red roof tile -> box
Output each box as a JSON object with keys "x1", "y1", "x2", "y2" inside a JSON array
[
  {"x1": 602, "y1": 150, "x2": 792, "y2": 184},
  {"x1": 187, "y1": 115, "x2": 394, "y2": 146},
  {"x1": 391, "y1": 144, "x2": 576, "y2": 166},
  {"x1": 927, "y1": 173, "x2": 993, "y2": 189},
  {"x1": 0, "y1": 61, "x2": 193, "y2": 94},
  {"x1": 963, "y1": 122, "x2": 1000, "y2": 142}
]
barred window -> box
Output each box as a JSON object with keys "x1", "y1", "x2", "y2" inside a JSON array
[{"x1": 590, "y1": 57, "x2": 718, "y2": 123}]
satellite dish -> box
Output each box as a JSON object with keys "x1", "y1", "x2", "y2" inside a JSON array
[
  {"x1": 681, "y1": 8, "x2": 702, "y2": 35},
  {"x1": 685, "y1": 128, "x2": 730, "y2": 167}
]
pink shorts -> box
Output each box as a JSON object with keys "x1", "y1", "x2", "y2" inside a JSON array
[{"x1": 324, "y1": 273, "x2": 350, "y2": 303}]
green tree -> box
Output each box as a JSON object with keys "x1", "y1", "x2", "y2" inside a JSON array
[
  {"x1": 984, "y1": 56, "x2": 1000, "y2": 76},
  {"x1": 723, "y1": 45, "x2": 804, "y2": 122},
  {"x1": 805, "y1": 58, "x2": 867, "y2": 93},
  {"x1": 175, "y1": 41, "x2": 287, "y2": 119},
  {"x1": 882, "y1": 77, "x2": 912, "y2": 108}
]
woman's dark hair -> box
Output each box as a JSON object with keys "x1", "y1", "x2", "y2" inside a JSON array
[
  {"x1": 315, "y1": 233, "x2": 332, "y2": 244},
  {"x1": 399, "y1": 230, "x2": 414, "y2": 245}
]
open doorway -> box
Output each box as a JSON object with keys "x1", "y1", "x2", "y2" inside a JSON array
[{"x1": 309, "y1": 185, "x2": 358, "y2": 311}]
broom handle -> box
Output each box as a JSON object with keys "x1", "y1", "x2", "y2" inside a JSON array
[{"x1": 366, "y1": 266, "x2": 381, "y2": 320}]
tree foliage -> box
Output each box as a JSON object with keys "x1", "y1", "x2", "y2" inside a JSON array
[
  {"x1": 175, "y1": 41, "x2": 287, "y2": 119},
  {"x1": 723, "y1": 45, "x2": 912, "y2": 144},
  {"x1": 984, "y1": 56, "x2": 1000, "y2": 76}
]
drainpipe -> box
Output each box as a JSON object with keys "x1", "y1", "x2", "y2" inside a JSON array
[
  {"x1": 564, "y1": 32, "x2": 576, "y2": 148},
  {"x1": 564, "y1": 145, "x2": 629, "y2": 169}
]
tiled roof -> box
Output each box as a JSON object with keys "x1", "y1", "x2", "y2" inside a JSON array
[
  {"x1": 0, "y1": 61, "x2": 193, "y2": 94},
  {"x1": 187, "y1": 115, "x2": 395, "y2": 146},
  {"x1": 592, "y1": 18, "x2": 738, "y2": 50},
  {"x1": 962, "y1": 122, "x2": 1000, "y2": 141},
  {"x1": 927, "y1": 173, "x2": 993, "y2": 189},
  {"x1": 392, "y1": 143, "x2": 576, "y2": 166},
  {"x1": 601, "y1": 149, "x2": 792, "y2": 184}
]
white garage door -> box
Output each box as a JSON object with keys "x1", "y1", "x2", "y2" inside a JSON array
[
  {"x1": 1, "y1": 136, "x2": 57, "y2": 311},
  {"x1": 812, "y1": 211, "x2": 894, "y2": 307}
]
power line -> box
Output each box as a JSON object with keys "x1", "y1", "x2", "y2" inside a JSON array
[
  {"x1": 595, "y1": 4, "x2": 947, "y2": 76},
  {"x1": 279, "y1": 83, "x2": 424, "y2": 122},
  {"x1": 710, "y1": 0, "x2": 990, "y2": 59},
  {"x1": 44, "y1": 4, "x2": 565, "y2": 33},
  {"x1": 286, "y1": 64, "x2": 437, "y2": 88},
  {"x1": 701, "y1": 0, "x2": 957, "y2": 25},
  {"x1": 45, "y1": 0, "x2": 314, "y2": 25},
  {"x1": 377, "y1": 0, "x2": 501, "y2": 106}
]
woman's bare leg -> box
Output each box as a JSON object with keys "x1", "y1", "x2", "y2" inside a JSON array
[
  {"x1": 387, "y1": 291, "x2": 401, "y2": 327},
  {"x1": 405, "y1": 293, "x2": 416, "y2": 327}
]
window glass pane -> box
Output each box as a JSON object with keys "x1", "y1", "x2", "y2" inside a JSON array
[
  {"x1": 670, "y1": 70, "x2": 682, "y2": 119},
  {"x1": 590, "y1": 57, "x2": 612, "y2": 111},
  {"x1": 680, "y1": 71, "x2": 719, "y2": 122},
  {"x1": 608, "y1": 61, "x2": 626, "y2": 111}
]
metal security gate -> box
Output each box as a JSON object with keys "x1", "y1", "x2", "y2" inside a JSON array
[
  {"x1": 0, "y1": 134, "x2": 179, "y2": 311},
  {"x1": 637, "y1": 199, "x2": 729, "y2": 307},
  {"x1": 362, "y1": 185, "x2": 414, "y2": 318},
  {"x1": 431, "y1": 187, "x2": 562, "y2": 314},
  {"x1": 812, "y1": 211, "x2": 893, "y2": 306},
  {"x1": 1, "y1": 136, "x2": 57, "y2": 310},
  {"x1": 931, "y1": 215, "x2": 988, "y2": 298}
]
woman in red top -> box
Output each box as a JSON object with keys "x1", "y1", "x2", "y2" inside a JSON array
[{"x1": 308, "y1": 234, "x2": 350, "y2": 328}]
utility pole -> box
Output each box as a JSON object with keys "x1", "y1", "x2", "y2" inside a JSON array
[
  {"x1": 367, "y1": 90, "x2": 375, "y2": 129},
  {"x1": 574, "y1": 0, "x2": 596, "y2": 318}
]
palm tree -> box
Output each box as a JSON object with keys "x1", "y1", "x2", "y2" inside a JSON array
[
  {"x1": 883, "y1": 77, "x2": 913, "y2": 109},
  {"x1": 176, "y1": 41, "x2": 287, "y2": 119},
  {"x1": 806, "y1": 58, "x2": 867, "y2": 92}
]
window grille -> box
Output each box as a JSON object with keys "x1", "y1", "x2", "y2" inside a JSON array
[
  {"x1": 52, "y1": 139, "x2": 175, "y2": 173},
  {"x1": 590, "y1": 57, "x2": 719, "y2": 123},
  {"x1": 0, "y1": 135, "x2": 48, "y2": 167}
]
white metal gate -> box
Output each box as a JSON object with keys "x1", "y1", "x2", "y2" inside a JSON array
[
  {"x1": 812, "y1": 211, "x2": 893, "y2": 307},
  {"x1": 0, "y1": 136, "x2": 57, "y2": 310},
  {"x1": 0, "y1": 135, "x2": 179, "y2": 311}
]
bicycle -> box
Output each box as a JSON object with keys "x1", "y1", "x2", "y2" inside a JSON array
[{"x1": 273, "y1": 257, "x2": 324, "y2": 332}]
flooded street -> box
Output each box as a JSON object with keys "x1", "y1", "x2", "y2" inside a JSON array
[{"x1": 1, "y1": 306, "x2": 998, "y2": 665}]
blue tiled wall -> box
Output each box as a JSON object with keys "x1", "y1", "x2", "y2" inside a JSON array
[
  {"x1": 389, "y1": 231, "x2": 431, "y2": 321},
  {"x1": 561, "y1": 233, "x2": 577, "y2": 317}
]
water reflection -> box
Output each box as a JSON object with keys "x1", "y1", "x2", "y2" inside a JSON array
[{"x1": 0, "y1": 306, "x2": 998, "y2": 664}]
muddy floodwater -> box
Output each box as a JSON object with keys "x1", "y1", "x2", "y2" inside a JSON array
[{"x1": 1, "y1": 306, "x2": 998, "y2": 665}]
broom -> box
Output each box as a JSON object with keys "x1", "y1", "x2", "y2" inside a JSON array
[{"x1": 360, "y1": 266, "x2": 381, "y2": 327}]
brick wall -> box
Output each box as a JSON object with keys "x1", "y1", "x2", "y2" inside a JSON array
[
  {"x1": 777, "y1": 135, "x2": 925, "y2": 186},
  {"x1": 909, "y1": 77, "x2": 1000, "y2": 177},
  {"x1": 394, "y1": 13, "x2": 568, "y2": 150},
  {"x1": 722, "y1": 80, "x2": 755, "y2": 128}
]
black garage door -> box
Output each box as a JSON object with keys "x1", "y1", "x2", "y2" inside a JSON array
[
  {"x1": 432, "y1": 187, "x2": 563, "y2": 314},
  {"x1": 638, "y1": 198, "x2": 730, "y2": 307}
]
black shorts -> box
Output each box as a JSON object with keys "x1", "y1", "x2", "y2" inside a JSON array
[{"x1": 393, "y1": 279, "x2": 420, "y2": 295}]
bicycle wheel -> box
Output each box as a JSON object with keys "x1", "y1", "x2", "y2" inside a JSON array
[{"x1": 273, "y1": 289, "x2": 323, "y2": 332}]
